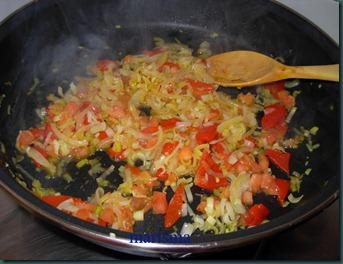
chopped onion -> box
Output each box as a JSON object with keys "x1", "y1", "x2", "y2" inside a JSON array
[
  {"x1": 285, "y1": 79, "x2": 300, "y2": 88},
  {"x1": 99, "y1": 165, "x2": 115, "y2": 180},
  {"x1": 90, "y1": 122, "x2": 107, "y2": 134},
  {"x1": 285, "y1": 107, "x2": 297, "y2": 123},
  {"x1": 50, "y1": 124, "x2": 88, "y2": 147},
  {"x1": 205, "y1": 197, "x2": 214, "y2": 215},
  {"x1": 181, "y1": 203, "x2": 188, "y2": 217},
  {"x1": 180, "y1": 223, "x2": 194, "y2": 236},
  {"x1": 133, "y1": 210, "x2": 145, "y2": 221},
  {"x1": 57, "y1": 198, "x2": 78, "y2": 212},
  {"x1": 229, "y1": 172, "x2": 250, "y2": 214},
  {"x1": 26, "y1": 147, "x2": 56, "y2": 174},
  {"x1": 288, "y1": 193, "x2": 304, "y2": 204},
  {"x1": 185, "y1": 184, "x2": 193, "y2": 203}
]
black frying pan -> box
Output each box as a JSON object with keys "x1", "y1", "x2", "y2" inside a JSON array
[{"x1": 0, "y1": 0, "x2": 339, "y2": 258}]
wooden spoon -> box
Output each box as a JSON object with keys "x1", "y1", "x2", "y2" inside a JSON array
[{"x1": 206, "y1": 50, "x2": 339, "y2": 87}]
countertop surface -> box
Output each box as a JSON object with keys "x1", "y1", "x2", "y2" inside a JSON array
[{"x1": 0, "y1": 0, "x2": 340, "y2": 260}]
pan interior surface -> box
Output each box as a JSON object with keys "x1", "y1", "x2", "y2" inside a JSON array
[{"x1": 0, "y1": 0, "x2": 339, "y2": 256}]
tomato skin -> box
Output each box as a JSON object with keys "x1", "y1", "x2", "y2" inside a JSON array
[
  {"x1": 162, "y1": 141, "x2": 179, "y2": 156},
  {"x1": 107, "y1": 148, "x2": 126, "y2": 160},
  {"x1": 160, "y1": 118, "x2": 180, "y2": 129},
  {"x1": 195, "y1": 150, "x2": 228, "y2": 190},
  {"x1": 97, "y1": 131, "x2": 108, "y2": 140},
  {"x1": 164, "y1": 185, "x2": 185, "y2": 228},
  {"x1": 158, "y1": 62, "x2": 180, "y2": 72},
  {"x1": 266, "y1": 149, "x2": 290, "y2": 175},
  {"x1": 187, "y1": 79, "x2": 215, "y2": 97},
  {"x1": 196, "y1": 124, "x2": 218, "y2": 145},
  {"x1": 96, "y1": 60, "x2": 120, "y2": 72},
  {"x1": 152, "y1": 192, "x2": 168, "y2": 214},
  {"x1": 261, "y1": 103, "x2": 287, "y2": 130},
  {"x1": 265, "y1": 81, "x2": 285, "y2": 98},
  {"x1": 275, "y1": 178, "x2": 290, "y2": 204},
  {"x1": 244, "y1": 204, "x2": 270, "y2": 227},
  {"x1": 155, "y1": 168, "x2": 169, "y2": 181},
  {"x1": 41, "y1": 195, "x2": 73, "y2": 207},
  {"x1": 141, "y1": 119, "x2": 159, "y2": 134},
  {"x1": 100, "y1": 207, "x2": 115, "y2": 225}
]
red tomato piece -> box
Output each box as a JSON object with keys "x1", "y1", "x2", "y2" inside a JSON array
[
  {"x1": 196, "y1": 124, "x2": 218, "y2": 145},
  {"x1": 100, "y1": 207, "x2": 115, "y2": 225},
  {"x1": 17, "y1": 130, "x2": 35, "y2": 148},
  {"x1": 96, "y1": 60, "x2": 120, "y2": 72},
  {"x1": 155, "y1": 168, "x2": 169, "y2": 181},
  {"x1": 244, "y1": 204, "x2": 270, "y2": 227},
  {"x1": 41, "y1": 195, "x2": 73, "y2": 207},
  {"x1": 160, "y1": 118, "x2": 180, "y2": 129},
  {"x1": 97, "y1": 131, "x2": 108, "y2": 140},
  {"x1": 152, "y1": 192, "x2": 168, "y2": 214},
  {"x1": 261, "y1": 103, "x2": 287, "y2": 130},
  {"x1": 265, "y1": 81, "x2": 285, "y2": 99},
  {"x1": 275, "y1": 178, "x2": 290, "y2": 204},
  {"x1": 266, "y1": 149, "x2": 290, "y2": 175},
  {"x1": 162, "y1": 141, "x2": 179, "y2": 156},
  {"x1": 74, "y1": 208, "x2": 91, "y2": 221},
  {"x1": 194, "y1": 150, "x2": 228, "y2": 190},
  {"x1": 187, "y1": 79, "x2": 215, "y2": 97},
  {"x1": 107, "y1": 148, "x2": 126, "y2": 160},
  {"x1": 141, "y1": 119, "x2": 159, "y2": 134},
  {"x1": 158, "y1": 62, "x2": 180, "y2": 72},
  {"x1": 165, "y1": 185, "x2": 185, "y2": 228}
]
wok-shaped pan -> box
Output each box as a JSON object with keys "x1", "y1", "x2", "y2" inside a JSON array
[{"x1": 0, "y1": 0, "x2": 339, "y2": 258}]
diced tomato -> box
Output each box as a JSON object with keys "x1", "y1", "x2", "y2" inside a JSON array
[
  {"x1": 238, "y1": 93, "x2": 255, "y2": 106},
  {"x1": 109, "y1": 105, "x2": 126, "y2": 119},
  {"x1": 275, "y1": 178, "x2": 290, "y2": 204},
  {"x1": 158, "y1": 62, "x2": 180, "y2": 73},
  {"x1": 242, "y1": 191, "x2": 253, "y2": 206},
  {"x1": 144, "y1": 47, "x2": 163, "y2": 57},
  {"x1": 208, "y1": 108, "x2": 221, "y2": 120},
  {"x1": 196, "y1": 200, "x2": 207, "y2": 213},
  {"x1": 260, "y1": 173, "x2": 279, "y2": 196},
  {"x1": 107, "y1": 148, "x2": 126, "y2": 160},
  {"x1": 71, "y1": 146, "x2": 89, "y2": 159},
  {"x1": 195, "y1": 150, "x2": 228, "y2": 190},
  {"x1": 196, "y1": 124, "x2": 218, "y2": 145},
  {"x1": 17, "y1": 130, "x2": 35, "y2": 148},
  {"x1": 138, "y1": 137, "x2": 158, "y2": 149},
  {"x1": 97, "y1": 131, "x2": 108, "y2": 140},
  {"x1": 244, "y1": 136, "x2": 256, "y2": 148},
  {"x1": 155, "y1": 168, "x2": 169, "y2": 181},
  {"x1": 160, "y1": 118, "x2": 180, "y2": 129},
  {"x1": 99, "y1": 207, "x2": 115, "y2": 225},
  {"x1": 162, "y1": 141, "x2": 179, "y2": 156},
  {"x1": 261, "y1": 103, "x2": 287, "y2": 130},
  {"x1": 141, "y1": 119, "x2": 159, "y2": 134},
  {"x1": 129, "y1": 165, "x2": 141, "y2": 176},
  {"x1": 278, "y1": 90, "x2": 295, "y2": 109},
  {"x1": 211, "y1": 142, "x2": 225, "y2": 155},
  {"x1": 31, "y1": 145, "x2": 49, "y2": 168},
  {"x1": 96, "y1": 59, "x2": 120, "y2": 72},
  {"x1": 98, "y1": 218, "x2": 107, "y2": 227},
  {"x1": 152, "y1": 192, "x2": 168, "y2": 214},
  {"x1": 165, "y1": 185, "x2": 185, "y2": 228},
  {"x1": 265, "y1": 81, "x2": 285, "y2": 98},
  {"x1": 74, "y1": 208, "x2": 91, "y2": 221},
  {"x1": 41, "y1": 195, "x2": 73, "y2": 207},
  {"x1": 187, "y1": 79, "x2": 215, "y2": 97},
  {"x1": 30, "y1": 127, "x2": 45, "y2": 139},
  {"x1": 266, "y1": 149, "x2": 290, "y2": 175},
  {"x1": 244, "y1": 204, "x2": 270, "y2": 227}
]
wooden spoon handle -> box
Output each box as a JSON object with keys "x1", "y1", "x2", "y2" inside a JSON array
[{"x1": 287, "y1": 64, "x2": 339, "y2": 82}]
